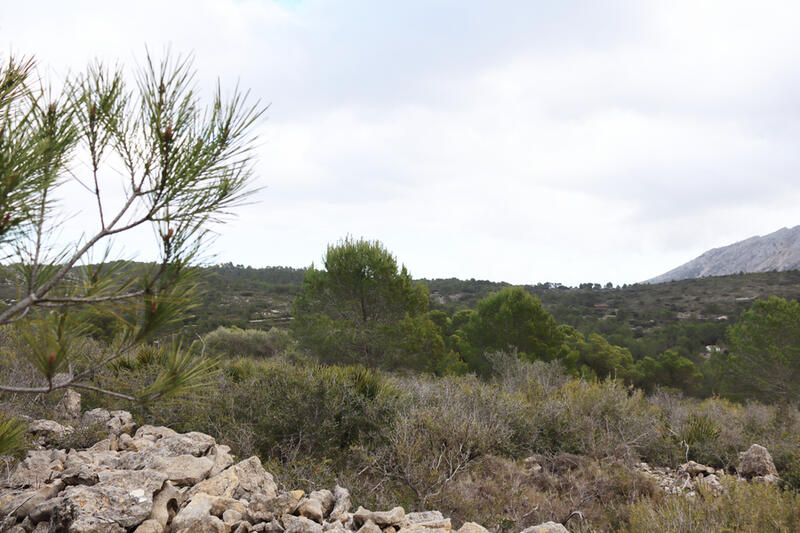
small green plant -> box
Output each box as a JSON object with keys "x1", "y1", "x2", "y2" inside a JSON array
[
  {"x1": 0, "y1": 412, "x2": 27, "y2": 455},
  {"x1": 679, "y1": 413, "x2": 721, "y2": 462}
]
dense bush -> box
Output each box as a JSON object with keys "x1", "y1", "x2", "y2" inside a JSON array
[
  {"x1": 197, "y1": 326, "x2": 291, "y2": 358},
  {"x1": 291, "y1": 238, "x2": 461, "y2": 374},
  {"x1": 534, "y1": 379, "x2": 662, "y2": 462}
]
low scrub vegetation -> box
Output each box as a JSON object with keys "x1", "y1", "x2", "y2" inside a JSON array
[{"x1": 6, "y1": 334, "x2": 800, "y2": 531}]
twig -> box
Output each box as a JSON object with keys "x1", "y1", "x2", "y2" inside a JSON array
[
  {"x1": 564, "y1": 510, "x2": 593, "y2": 533},
  {"x1": 0, "y1": 492, "x2": 36, "y2": 531}
]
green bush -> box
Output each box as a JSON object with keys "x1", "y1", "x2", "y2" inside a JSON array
[
  {"x1": 198, "y1": 326, "x2": 291, "y2": 358},
  {"x1": 0, "y1": 411, "x2": 26, "y2": 455},
  {"x1": 124, "y1": 357, "x2": 398, "y2": 463}
]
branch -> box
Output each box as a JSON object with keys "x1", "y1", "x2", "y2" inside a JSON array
[
  {"x1": 0, "y1": 382, "x2": 135, "y2": 402},
  {"x1": 35, "y1": 290, "x2": 145, "y2": 306},
  {"x1": 69, "y1": 382, "x2": 136, "y2": 402}
]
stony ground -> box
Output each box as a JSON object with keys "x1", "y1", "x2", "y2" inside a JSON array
[{"x1": 0, "y1": 391, "x2": 570, "y2": 533}]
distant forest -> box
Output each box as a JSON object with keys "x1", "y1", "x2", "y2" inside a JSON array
[
  {"x1": 138, "y1": 266, "x2": 798, "y2": 374},
  {"x1": 3, "y1": 262, "x2": 800, "y2": 401}
]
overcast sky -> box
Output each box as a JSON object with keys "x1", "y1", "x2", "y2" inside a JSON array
[{"x1": 3, "y1": 0, "x2": 800, "y2": 285}]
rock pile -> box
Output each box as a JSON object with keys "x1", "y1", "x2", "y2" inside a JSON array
[
  {"x1": 634, "y1": 446, "x2": 779, "y2": 497},
  {"x1": 0, "y1": 394, "x2": 564, "y2": 533},
  {"x1": 635, "y1": 460, "x2": 724, "y2": 496},
  {"x1": 1, "y1": 418, "x2": 465, "y2": 533}
]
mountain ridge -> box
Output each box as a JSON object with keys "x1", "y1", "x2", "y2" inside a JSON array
[{"x1": 647, "y1": 225, "x2": 800, "y2": 284}]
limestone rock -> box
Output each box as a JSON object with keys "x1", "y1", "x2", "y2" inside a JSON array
[
  {"x1": 353, "y1": 506, "x2": 405, "y2": 527},
  {"x1": 738, "y1": 444, "x2": 778, "y2": 479},
  {"x1": 521, "y1": 523, "x2": 569, "y2": 533},
  {"x1": 254, "y1": 519, "x2": 285, "y2": 533},
  {"x1": 134, "y1": 519, "x2": 165, "y2": 533},
  {"x1": 357, "y1": 520, "x2": 382, "y2": 533},
  {"x1": 681, "y1": 461, "x2": 716, "y2": 477},
  {"x1": 188, "y1": 456, "x2": 277, "y2": 501},
  {"x1": 297, "y1": 497, "x2": 325, "y2": 523},
  {"x1": 149, "y1": 481, "x2": 182, "y2": 528},
  {"x1": 118, "y1": 450, "x2": 214, "y2": 485},
  {"x1": 55, "y1": 390, "x2": 82, "y2": 420},
  {"x1": 209, "y1": 444, "x2": 236, "y2": 477},
  {"x1": 753, "y1": 473, "x2": 780, "y2": 485},
  {"x1": 248, "y1": 491, "x2": 303, "y2": 522},
  {"x1": 81, "y1": 408, "x2": 112, "y2": 427},
  {"x1": 403, "y1": 511, "x2": 450, "y2": 530},
  {"x1": 29, "y1": 495, "x2": 64, "y2": 523},
  {"x1": 697, "y1": 473, "x2": 723, "y2": 493},
  {"x1": 172, "y1": 509, "x2": 228, "y2": 533},
  {"x1": 328, "y1": 486, "x2": 351, "y2": 522},
  {"x1": 234, "y1": 523, "x2": 255, "y2": 533},
  {"x1": 150, "y1": 432, "x2": 216, "y2": 457},
  {"x1": 118, "y1": 433, "x2": 148, "y2": 452},
  {"x1": 56, "y1": 469, "x2": 167, "y2": 530},
  {"x1": 283, "y1": 514, "x2": 324, "y2": 533},
  {"x1": 135, "y1": 425, "x2": 179, "y2": 441},
  {"x1": 457, "y1": 523, "x2": 489, "y2": 533},
  {"x1": 6, "y1": 449, "x2": 63, "y2": 488},
  {"x1": 0, "y1": 479, "x2": 63, "y2": 521},
  {"x1": 406, "y1": 512, "x2": 444, "y2": 525},
  {"x1": 309, "y1": 489, "x2": 335, "y2": 517},
  {"x1": 171, "y1": 493, "x2": 216, "y2": 532},
  {"x1": 223, "y1": 508, "x2": 244, "y2": 523},
  {"x1": 28, "y1": 419, "x2": 74, "y2": 444}
]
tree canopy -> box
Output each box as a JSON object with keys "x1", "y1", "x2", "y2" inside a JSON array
[
  {"x1": 456, "y1": 286, "x2": 566, "y2": 374},
  {"x1": 291, "y1": 237, "x2": 461, "y2": 373},
  {"x1": 716, "y1": 296, "x2": 800, "y2": 403}
]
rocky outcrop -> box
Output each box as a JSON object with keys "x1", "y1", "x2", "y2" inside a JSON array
[
  {"x1": 634, "y1": 460, "x2": 725, "y2": 496},
  {"x1": 521, "y1": 524, "x2": 568, "y2": 533},
  {"x1": 738, "y1": 443, "x2": 779, "y2": 483},
  {"x1": 646, "y1": 225, "x2": 800, "y2": 283}
]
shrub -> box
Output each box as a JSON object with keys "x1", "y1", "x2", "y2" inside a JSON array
[
  {"x1": 487, "y1": 350, "x2": 570, "y2": 400},
  {"x1": 123, "y1": 358, "x2": 398, "y2": 463},
  {"x1": 535, "y1": 379, "x2": 661, "y2": 462},
  {"x1": 626, "y1": 478, "x2": 800, "y2": 532},
  {"x1": 198, "y1": 326, "x2": 291, "y2": 358},
  {"x1": 373, "y1": 375, "x2": 536, "y2": 508}
]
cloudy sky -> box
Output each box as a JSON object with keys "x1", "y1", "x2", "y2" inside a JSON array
[{"x1": 3, "y1": 0, "x2": 800, "y2": 285}]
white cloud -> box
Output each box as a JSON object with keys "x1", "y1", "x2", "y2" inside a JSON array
[{"x1": 3, "y1": 0, "x2": 800, "y2": 285}]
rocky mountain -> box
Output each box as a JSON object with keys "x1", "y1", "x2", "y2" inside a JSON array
[{"x1": 647, "y1": 225, "x2": 800, "y2": 284}]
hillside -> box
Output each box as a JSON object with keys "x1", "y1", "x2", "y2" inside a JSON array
[
  {"x1": 647, "y1": 225, "x2": 800, "y2": 283},
  {"x1": 4, "y1": 263, "x2": 800, "y2": 366},
  {"x1": 188, "y1": 268, "x2": 800, "y2": 361}
]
